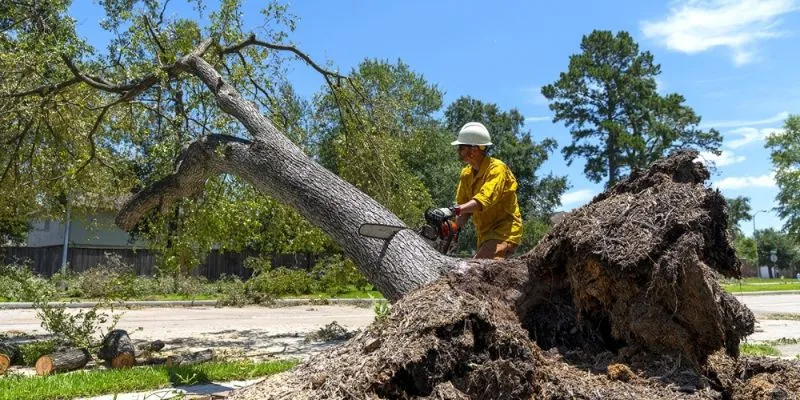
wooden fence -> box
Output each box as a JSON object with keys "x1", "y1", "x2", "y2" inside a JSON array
[{"x1": 1, "y1": 246, "x2": 316, "y2": 280}]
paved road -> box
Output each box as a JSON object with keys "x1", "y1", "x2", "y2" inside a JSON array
[
  {"x1": 2, "y1": 296, "x2": 798, "y2": 357},
  {"x1": 735, "y1": 293, "x2": 800, "y2": 315},
  {"x1": 1, "y1": 305, "x2": 377, "y2": 361}
]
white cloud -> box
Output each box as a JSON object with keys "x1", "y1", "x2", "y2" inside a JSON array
[
  {"x1": 522, "y1": 86, "x2": 549, "y2": 106},
  {"x1": 561, "y1": 189, "x2": 595, "y2": 207},
  {"x1": 525, "y1": 116, "x2": 551, "y2": 123},
  {"x1": 725, "y1": 127, "x2": 784, "y2": 148},
  {"x1": 696, "y1": 150, "x2": 747, "y2": 166},
  {"x1": 714, "y1": 173, "x2": 776, "y2": 189},
  {"x1": 703, "y1": 111, "x2": 789, "y2": 129},
  {"x1": 655, "y1": 77, "x2": 668, "y2": 94},
  {"x1": 641, "y1": 0, "x2": 799, "y2": 66}
]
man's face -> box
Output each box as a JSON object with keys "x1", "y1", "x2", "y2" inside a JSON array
[{"x1": 457, "y1": 145, "x2": 473, "y2": 163}]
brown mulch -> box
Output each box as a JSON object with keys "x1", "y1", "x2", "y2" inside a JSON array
[{"x1": 229, "y1": 151, "x2": 799, "y2": 399}]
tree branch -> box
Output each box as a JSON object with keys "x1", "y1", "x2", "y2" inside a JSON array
[
  {"x1": 4, "y1": 77, "x2": 81, "y2": 98},
  {"x1": 221, "y1": 34, "x2": 345, "y2": 80},
  {"x1": 116, "y1": 134, "x2": 252, "y2": 230}
]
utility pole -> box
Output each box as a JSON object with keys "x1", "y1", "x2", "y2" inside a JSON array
[
  {"x1": 61, "y1": 195, "x2": 71, "y2": 274},
  {"x1": 753, "y1": 209, "x2": 768, "y2": 278}
]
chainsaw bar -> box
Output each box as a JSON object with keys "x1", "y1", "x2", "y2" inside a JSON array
[{"x1": 358, "y1": 223, "x2": 407, "y2": 240}]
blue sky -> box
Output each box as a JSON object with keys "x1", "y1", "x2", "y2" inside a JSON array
[{"x1": 69, "y1": 0, "x2": 800, "y2": 235}]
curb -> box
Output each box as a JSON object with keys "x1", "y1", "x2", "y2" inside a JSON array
[{"x1": 0, "y1": 298, "x2": 385, "y2": 310}]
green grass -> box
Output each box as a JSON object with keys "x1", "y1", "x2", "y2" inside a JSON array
[
  {"x1": 299, "y1": 290, "x2": 384, "y2": 300},
  {"x1": 759, "y1": 313, "x2": 800, "y2": 321},
  {"x1": 740, "y1": 343, "x2": 781, "y2": 357},
  {"x1": 0, "y1": 359, "x2": 297, "y2": 400},
  {"x1": 722, "y1": 278, "x2": 800, "y2": 293},
  {"x1": 761, "y1": 337, "x2": 800, "y2": 346},
  {"x1": 1, "y1": 290, "x2": 383, "y2": 303}
]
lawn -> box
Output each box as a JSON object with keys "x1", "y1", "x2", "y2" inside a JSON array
[
  {"x1": 0, "y1": 360, "x2": 296, "y2": 400},
  {"x1": 722, "y1": 278, "x2": 800, "y2": 293}
]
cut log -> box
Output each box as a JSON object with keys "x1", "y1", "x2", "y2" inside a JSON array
[
  {"x1": 98, "y1": 329, "x2": 136, "y2": 369},
  {"x1": 35, "y1": 348, "x2": 91, "y2": 376},
  {"x1": 0, "y1": 342, "x2": 20, "y2": 375},
  {"x1": 141, "y1": 340, "x2": 165, "y2": 353},
  {"x1": 135, "y1": 356, "x2": 168, "y2": 366},
  {"x1": 167, "y1": 349, "x2": 214, "y2": 367}
]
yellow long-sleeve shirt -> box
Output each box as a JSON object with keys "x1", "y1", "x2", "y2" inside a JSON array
[{"x1": 456, "y1": 156, "x2": 523, "y2": 246}]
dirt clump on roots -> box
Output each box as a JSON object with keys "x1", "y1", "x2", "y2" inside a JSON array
[{"x1": 230, "y1": 151, "x2": 799, "y2": 399}]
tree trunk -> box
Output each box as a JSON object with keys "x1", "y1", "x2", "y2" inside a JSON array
[
  {"x1": 0, "y1": 342, "x2": 19, "y2": 375},
  {"x1": 116, "y1": 43, "x2": 458, "y2": 301},
  {"x1": 97, "y1": 329, "x2": 136, "y2": 369},
  {"x1": 167, "y1": 349, "x2": 214, "y2": 367},
  {"x1": 35, "y1": 348, "x2": 91, "y2": 376}
]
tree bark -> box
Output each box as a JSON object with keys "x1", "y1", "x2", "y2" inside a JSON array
[
  {"x1": 97, "y1": 329, "x2": 136, "y2": 369},
  {"x1": 116, "y1": 43, "x2": 460, "y2": 301},
  {"x1": 35, "y1": 348, "x2": 91, "y2": 375},
  {"x1": 167, "y1": 349, "x2": 214, "y2": 367}
]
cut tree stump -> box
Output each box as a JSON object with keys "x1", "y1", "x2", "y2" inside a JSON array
[
  {"x1": 97, "y1": 329, "x2": 136, "y2": 369},
  {"x1": 35, "y1": 349, "x2": 91, "y2": 376},
  {"x1": 167, "y1": 349, "x2": 214, "y2": 367},
  {"x1": 0, "y1": 342, "x2": 20, "y2": 375}
]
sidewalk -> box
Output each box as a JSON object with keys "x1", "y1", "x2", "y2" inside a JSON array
[{"x1": 77, "y1": 378, "x2": 265, "y2": 400}]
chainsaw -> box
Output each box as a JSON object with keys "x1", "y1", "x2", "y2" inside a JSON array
[{"x1": 358, "y1": 207, "x2": 460, "y2": 254}]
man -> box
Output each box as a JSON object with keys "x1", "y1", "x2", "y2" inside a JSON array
[{"x1": 450, "y1": 122, "x2": 523, "y2": 259}]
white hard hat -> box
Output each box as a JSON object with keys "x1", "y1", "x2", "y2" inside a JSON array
[{"x1": 451, "y1": 122, "x2": 492, "y2": 146}]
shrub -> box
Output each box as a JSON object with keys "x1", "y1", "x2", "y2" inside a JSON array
[
  {"x1": 248, "y1": 267, "x2": 313, "y2": 297},
  {"x1": 49, "y1": 271, "x2": 83, "y2": 298},
  {"x1": 18, "y1": 340, "x2": 57, "y2": 366},
  {"x1": 243, "y1": 256, "x2": 313, "y2": 298},
  {"x1": 0, "y1": 263, "x2": 56, "y2": 302},
  {"x1": 311, "y1": 255, "x2": 369, "y2": 295},
  {"x1": 216, "y1": 274, "x2": 251, "y2": 306},
  {"x1": 78, "y1": 253, "x2": 137, "y2": 299}
]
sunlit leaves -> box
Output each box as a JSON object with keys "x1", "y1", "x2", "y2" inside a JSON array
[
  {"x1": 542, "y1": 30, "x2": 721, "y2": 186},
  {"x1": 765, "y1": 115, "x2": 800, "y2": 238}
]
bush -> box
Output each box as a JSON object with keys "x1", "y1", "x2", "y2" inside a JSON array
[
  {"x1": 78, "y1": 253, "x2": 137, "y2": 299},
  {"x1": 18, "y1": 340, "x2": 56, "y2": 366},
  {"x1": 311, "y1": 255, "x2": 369, "y2": 296},
  {"x1": 216, "y1": 274, "x2": 252, "y2": 306},
  {"x1": 0, "y1": 263, "x2": 56, "y2": 302},
  {"x1": 248, "y1": 267, "x2": 313, "y2": 297},
  {"x1": 49, "y1": 271, "x2": 83, "y2": 298},
  {"x1": 242, "y1": 256, "x2": 314, "y2": 298}
]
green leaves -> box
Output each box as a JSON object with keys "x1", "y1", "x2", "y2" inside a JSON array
[
  {"x1": 766, "y1": 115, "x2": 800, "y2": 238},
  {"x1": 726, "y1": 196, "x2": 753, "y2": 238},
  {"x1": 542, "y1": 30, "x2": 721, "y2": 186},
  {"x1": 313, "y1": 59, "x2": 444, "y2": 225}
]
